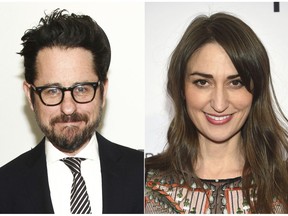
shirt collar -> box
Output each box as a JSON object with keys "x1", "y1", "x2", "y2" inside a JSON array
[{"x1": 45, "y1": 133, "x2": 99, "y2": 164}]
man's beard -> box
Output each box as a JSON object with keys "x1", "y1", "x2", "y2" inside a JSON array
[{"x1": 35, "y1": 108, "x2": 102, "y2": 153}]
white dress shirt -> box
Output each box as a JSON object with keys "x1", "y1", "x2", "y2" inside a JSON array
[{"x1": 45, "y1": 133, "x2": 102, "y2": 214}]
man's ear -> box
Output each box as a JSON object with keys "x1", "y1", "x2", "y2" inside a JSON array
[
  {"x1": 23, "y1": 81, "x2": 34, "y2": 111},
  {"x1": 101, "y1": 79, "x2": 108, "y2": 108}
]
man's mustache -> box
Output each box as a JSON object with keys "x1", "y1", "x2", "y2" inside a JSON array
[{"x1": 50, "y1": 113, "x2": 89, "y2": 126}]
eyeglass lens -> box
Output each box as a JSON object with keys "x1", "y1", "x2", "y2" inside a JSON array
[{"x1": 39, "y1": 83, "x2": 98, "y2": 106}]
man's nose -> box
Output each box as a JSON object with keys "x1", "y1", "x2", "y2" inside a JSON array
[{"x1": 60, "y1": 91, "x2": 77, "y2": 115}]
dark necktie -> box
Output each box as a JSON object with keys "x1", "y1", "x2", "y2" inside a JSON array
[{"x1": 61, "y1": 157, "x2": 92, "y2": 214}]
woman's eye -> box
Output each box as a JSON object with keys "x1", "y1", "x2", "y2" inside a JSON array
[
  {"x1": 230, "y1": 79, "x2": 243, "y2": 88},
  {"x1": 193, "y1": 79, "x2": 209, "y2": 87}
]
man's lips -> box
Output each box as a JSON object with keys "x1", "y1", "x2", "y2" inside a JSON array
[
  {"x1": 52, "y1": 120, "x2": 83, "y2": 127},
  {"x1": 205, "y1": 113, "x2": 233, "y2": 125},
  {"x1": 50, "y1": 113, "x2": 88, "y2": 126},
  {"x1": 57, "y1": 120, "x2": 82, "y2": 124}
]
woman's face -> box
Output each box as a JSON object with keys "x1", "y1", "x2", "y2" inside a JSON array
[{"x1": 184, "y1": 42, "x2": 253, "y2": 143}]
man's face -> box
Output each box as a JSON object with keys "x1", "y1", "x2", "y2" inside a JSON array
[{"x1": 24, "y1": 47, "x2": 107, "y2": 154}]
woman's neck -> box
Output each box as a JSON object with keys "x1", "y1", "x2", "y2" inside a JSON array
[{"x1": 194, "y1": 133, "x2": 244, "y2": 180}]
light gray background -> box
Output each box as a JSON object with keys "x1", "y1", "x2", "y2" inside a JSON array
[{"x1": 145, "y1": 2, "x2": 288, "y2": 155}]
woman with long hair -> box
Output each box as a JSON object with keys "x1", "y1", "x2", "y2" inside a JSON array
[{"x1": 145, "y1": 12, "x2": 288, "y2": 214}]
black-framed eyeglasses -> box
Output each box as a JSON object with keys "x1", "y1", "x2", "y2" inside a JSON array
[{"x1": 30, "y1": 81, "x2": 102, "y2": 106}]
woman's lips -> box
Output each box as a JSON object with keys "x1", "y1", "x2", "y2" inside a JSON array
[{"x1": 205, "y1": 113, "x2": 233, "y2": 125}]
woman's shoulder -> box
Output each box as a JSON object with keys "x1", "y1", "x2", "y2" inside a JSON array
[
  {"x1": 145, "y1": 169, "x2": 185, "y2": 213},
  {"x1": 146, "y1": 169, "x2": 165, "y2": 180},
  {"x1": 146, "y1": 169, "x2": 180, "y2": 185}
]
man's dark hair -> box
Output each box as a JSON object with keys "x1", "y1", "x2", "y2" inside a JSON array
[{"x1": 19, "y1": 8, "x2": 111, "y2": 84}]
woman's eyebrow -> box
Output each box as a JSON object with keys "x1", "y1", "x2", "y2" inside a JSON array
[
  {"x1": 189, "y1": 72, "x2": 240, "y2": 80},
  {"x1": 227, "y1": 74, "x2": 241, "y2": 80},
  {"x1": 189, "y1": 72, "x2": 213, "y2": 79}
]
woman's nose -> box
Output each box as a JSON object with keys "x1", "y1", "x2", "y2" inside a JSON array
[{"x1": 210, "y1": 86, "x2": 229, "y2": 113}]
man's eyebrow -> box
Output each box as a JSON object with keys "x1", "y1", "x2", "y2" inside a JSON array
[
  {"x1": 39, "y1": 82, "x2": 61, "y2": 87},
  {"x1": 189, "y1": 72, "x2": 240, "y2": 79},
  {"x1": 39, "y1": 81, "x2": 91, "y2": 87}
]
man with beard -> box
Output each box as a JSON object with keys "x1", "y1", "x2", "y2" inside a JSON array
[{"x1": 0, "y1": 9, "x2": 144, "y2": 214}]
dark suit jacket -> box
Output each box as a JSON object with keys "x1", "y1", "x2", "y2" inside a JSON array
[{"x1": 0, "y1": 132, "x2": 144, "y2": 213}]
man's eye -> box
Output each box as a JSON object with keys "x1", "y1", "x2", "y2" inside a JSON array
[
  {"x1": 75, "y1": 86, "x2": 87, "y2": 93},
  {"x1": 45, "y1": 88, "x2": 60, "y2": 95}
]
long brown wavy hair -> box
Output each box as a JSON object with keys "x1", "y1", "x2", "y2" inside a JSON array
[{"x1": 146, "y1": 12, "x2": 288, "y2": 213}]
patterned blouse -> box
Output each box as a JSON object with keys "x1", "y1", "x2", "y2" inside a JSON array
[{"x1": 145, "y1": 170, "x2": 284, "y2": 214}]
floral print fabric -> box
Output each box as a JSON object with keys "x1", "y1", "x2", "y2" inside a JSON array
[{"x1": 145, "y1": 170, "x2": 251, "y2": 214}]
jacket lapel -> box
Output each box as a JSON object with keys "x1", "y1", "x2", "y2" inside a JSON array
[
  {"x1": 97, "y1": 133, "x2": 123, "y2": 213},
  {"x1": 22, "y1": 139, "x2": 54, "y2": 213}
]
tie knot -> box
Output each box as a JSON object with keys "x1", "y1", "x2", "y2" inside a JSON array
[{"x1": 61, "y1": 157, "x2": 86, "y2": 174}]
